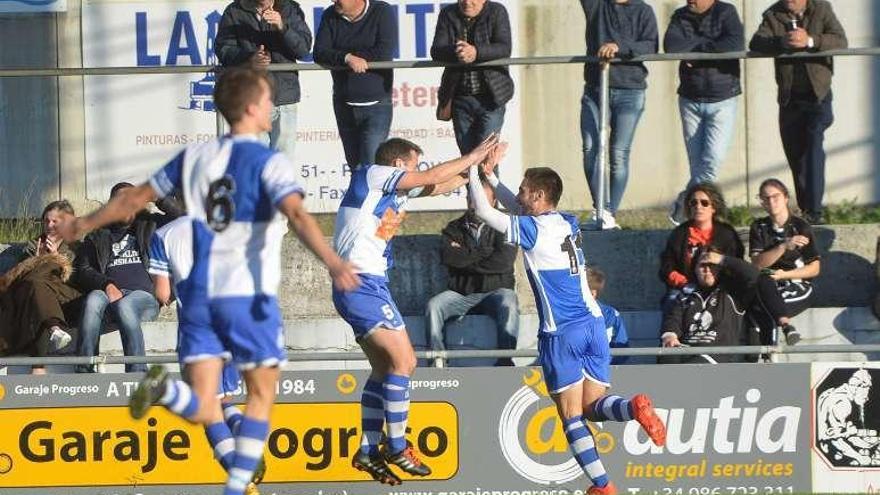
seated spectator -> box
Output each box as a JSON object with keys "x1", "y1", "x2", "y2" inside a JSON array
[
  {"x1": 425, "y1": 178, "x2": 519, "y2": 366},
  {"x1": 587, "y1": 267, "x2": 629, "y2": 364},
  {"x1": 659, "y1": 182, "x2": 743, "y2": 313},
  {"x1": 659, "y1": 247, "x2": 755, "y2": 364},
  {"x1": 71, "y1": 183, "x2": 164, "y2": 373},
  {"x1": 749, "y1": 178, "x2": 820, "y2": 345},
  {"x1": 0, "y1": 200, "x2": 82, "y2": 374}
]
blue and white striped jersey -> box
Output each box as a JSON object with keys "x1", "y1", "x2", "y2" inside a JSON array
[
  {"x1": 332, "y1": 164, "x2": 409, "y2": 277},
  {"x1": 149, "y1": 134, "x2": 304, "y2": 300},
  {"x1": 147, "y1": 216, "x2": 196, "y2": 297},
  {"x1": 507, "y1": 211, "x2": 604, "y2": 335}
]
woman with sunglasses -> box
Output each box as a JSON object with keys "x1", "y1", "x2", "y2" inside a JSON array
[
  {"x1": 659, "y1": 182, "x2": 744, "y2": 314},
  {"x1": 748, "y1": 178, "x2": 821, "y2": 346}
]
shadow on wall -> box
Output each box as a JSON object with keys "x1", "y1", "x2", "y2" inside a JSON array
[{"x1": 812, "y1": 228, "x2": 877, "y2": 307}]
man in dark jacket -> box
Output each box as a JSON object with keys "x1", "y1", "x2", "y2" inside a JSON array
[
  {"x1": 749, "y1": 0, "x2": 847, "y2": 225},
  {"x1": 216, "y1": 0, "x2": 312, "y2": 155},
  {"x1": 314, "y1": 0, "x2": 397, "y2": 168},
  {"x1": 71, "y1": 183, "x2": 166, "y2": 373},
  {"x1": 664, "y1": 0, "x2": 744, "y2": 225},
  {"x1": 579, "y1": 0, "x2": 658, "y2": 231},
  {"x1": 425, "y1": 180, "x2": 518, "y2": 366},
  {"x1": 431, "y1": 0, "x2": 513, "y2": 154}
]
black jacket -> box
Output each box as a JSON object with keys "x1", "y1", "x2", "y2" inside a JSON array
[
  {"x1": 659, "y1": 220, "x2": 744, "y2": 288},
  {"x1": 663, "y1": 1, "x2": 743, "y2": 102},
  {"x1": 431, "y1": 2, "x2": 514, "y2": 109},
  {"x1": 440, "y1": 212, "x2": 517, "y2": 295},
  {"x1": 659, "y1": 256, "x2": 758, "y2": 363},
  {"x1": 71, "y1": 214, "x2": 164, "y2": 294},
  {"x1": 748, "y1": 0, "x2": 847, "y2": 105},
  {"x1": 580, "y1": 0, "x2": 658, "y2": 90},
  {"x1": 216, "y1": 0, "x2": 312, "y2": 105}
]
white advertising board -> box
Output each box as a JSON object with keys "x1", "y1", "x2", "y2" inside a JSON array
[{"x1": 82, "y1": 0, "x2": 522, "y2": 212}]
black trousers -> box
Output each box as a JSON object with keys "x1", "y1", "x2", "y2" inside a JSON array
[{"x1": 779, "y1": 92, "x2": 834, "y2": 216}]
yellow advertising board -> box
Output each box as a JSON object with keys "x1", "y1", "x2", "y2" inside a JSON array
[{"x1": 0, "y1": 402, "x2": 457, "y2": 488}]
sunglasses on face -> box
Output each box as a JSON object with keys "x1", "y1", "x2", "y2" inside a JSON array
[{"x1": 688, "y1": 198, "x2": 711, "y2": 208}]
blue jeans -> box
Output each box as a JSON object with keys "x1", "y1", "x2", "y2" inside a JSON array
[
  {"x1": 678, "y1": 96, "x2": 738, "y2": 191},
  {"x1": 268, "y1": 103, "x2": 298, "y2": 156},
  {"x1": 581, "y1": 86, "x2": 646, "y2": 213},
  {"x1": 333, "y1": 99, "x2": 393, "y2": 167},
  {"x1": 76, "y1": 289, "x2": 159, "y2": 373},
  {"x1": 425, "y1": 288, "x2": 519, "y2": 365},
  {"x1": 452, "y1": 94, "x2": 506, "y2": 154}
]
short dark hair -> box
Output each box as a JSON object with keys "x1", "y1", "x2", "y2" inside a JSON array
[
  {"x1": 213, "y1": 67, "x2": 273, "y2": 125},
  {"x1": 41, "y1": 200, "x2": 74, "y2": 221},
  {"x1": 374, "y1": 138, "x2": 423, "y2": 166},
  {"x1": 684, "y1": 182, "x2": 728, "y2": 222},
  {"x1": 586, "y1": 267, "x2": 606, "y2": 295},
  {"x1": 110, "y1": 182, "x2": 134, "y2": 199},
  {"x1": 523, "y1": 167, "x2": 563, "y2": 206}
]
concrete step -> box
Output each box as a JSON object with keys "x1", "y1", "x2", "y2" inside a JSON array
[{"x1": 5, "y1": 306, "x2": 877, "y2": 375}]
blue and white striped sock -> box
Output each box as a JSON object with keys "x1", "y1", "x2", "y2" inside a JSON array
[
  {"x1": 592, "y1": 395, "x2": 634, "y2": 422},
  {"x1": 158, "y1": 379, "x2": 199, "y2": 420},
  {"x1": 383, "y1": 374, "x2": 411, "y2": 455},
  {"x1": 205, "y1": 421, "x2": 236, "y2": 471},
  {"x1": 224, "y1": 416, "x2": 268, "y2": 495},
  {"x1": 563, "y1": 416, "x2": 608, "y2": 488},
  {"x1": 360, "y1": 379, "x2": 385, "y2": 456},
  {"x1": 222, "y1": 403, "x2": 244, "y2": 435}
]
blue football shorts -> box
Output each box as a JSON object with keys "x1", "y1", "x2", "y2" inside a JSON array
[
  {"x1": 332, "y1": 273, "x2": 405, "y2": 341},
  {"x1": 538, "y1": 317, "x2": 611, "y2": 394}
]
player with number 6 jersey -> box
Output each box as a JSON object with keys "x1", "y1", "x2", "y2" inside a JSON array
[
  {"x1": 467, "y1": 154, "x2": 667, "y2": 495},
  {"x1": 332, "y1": 135, "x2": 498, "y2": 485},
  {"x1": 62, "y1": 67, "x2": 359, "y2": 495}
]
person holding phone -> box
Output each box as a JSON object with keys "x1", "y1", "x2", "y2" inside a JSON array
[{"x1": 749, "y1": 0, "x2": 848, "y2": 225}]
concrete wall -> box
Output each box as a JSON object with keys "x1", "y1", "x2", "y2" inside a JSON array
[{"x1": 0, "y1": 0, "x2": 878, "y2": 215}]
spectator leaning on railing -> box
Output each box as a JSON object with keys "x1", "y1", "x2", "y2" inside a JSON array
[
  {"x1": 215, "y1": 0, "x2": 313, "y2": 155},
  {"x1": 431, "y1": 0, "x2": 513, "y2": 155},
  {"x1": 0, "y1": 200, "x2": 82, "y2": 374},
  {"x1": 313, "y1": 0, "x2": 397, "y2": 169},
  {"x1": 663, "y1": 0, "x2": 744, "y2": 226},
  {"x1": 578, "y1": 0, "x2": 658, "y2": 231},
  {"x1": 749, "y1": 0, "x2": 847, "y2": 226}
]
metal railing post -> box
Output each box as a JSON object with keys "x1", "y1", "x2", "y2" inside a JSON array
[{"x1": 596, "y1": 62, "x2": 610, "y2": 229}]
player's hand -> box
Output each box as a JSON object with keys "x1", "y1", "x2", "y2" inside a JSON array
[
  {"x1": 481, "y1": 141, "x2": 509, "y2": 177},
  {"x1": 455, "y1": 40, "x2": 477, "y2": 64},
  {"x1": 58, "y1": 216, "x2": 84, "y2": 243},
  {"x1": 785, "y1": 235, "x2": 809, "y2": 250},
  {"x1": 329, "y1": 260, "x2": 361, "y2": 292},
  {"x1": 467, "y1": 132, "x2": 499, "y2": 165},
  {"x1": 662, "y1": 334, "x2": 681, "y2": 347},
  {"x1": 597, "y1": 42, "x2": 619, "y2": 60},
  {"x1": 105, "y1": 283, "x2": 124, "y2": 303},
  {"x1": 261, "y1": 8, "x2": 284, "y2": 30},
  {"x1": 345, "y1": 54, "x2": 369, "y2": 73},
  {"x1": 251, "y1": 45, "x2": 271, "y2": 68}
]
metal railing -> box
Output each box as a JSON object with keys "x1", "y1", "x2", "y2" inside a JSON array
[{"x1": 2, "y1": 343, "x2": 880, "y2": 369}]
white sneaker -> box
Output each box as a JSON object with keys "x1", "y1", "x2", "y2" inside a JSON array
[
  {"x1": 668, "y1": 199, "x2": 685, "y2": 226},
  {"x1": 48, "y1": 326, "x2": 72, "y2": 352},
  {"x1": 580, "y1": 209, "x2": 619, "y2": 231}
]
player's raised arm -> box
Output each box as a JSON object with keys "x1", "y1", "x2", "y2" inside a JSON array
[
  {"x1": 479, "y1": 142, "x2": 521, "y2": 214},
  {"x1": 64, "y1": 183, "x2": 158, "y2": 241},
  {"x1": 278, "y1": 193, "x2": 360, "y2": 292},
  {"x1": 395, "y1": 133, "x2": 498, "y2": 192},
  {"x1": 467, "y1": 165, "x2": 511, "y2": 234}
]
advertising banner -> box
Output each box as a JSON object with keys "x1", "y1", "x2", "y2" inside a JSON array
[
  {"x1": 810, "y1": 363, "x2": 880, "y2": 493},
  {"x1": 0, "y1": 0, "x2": 66, "y2": 13},
  {"x1": 81, "y1": 0, "x2": 523, "y2": 212},
  {"x1": 0, "y1": 365, "x2": 813, "y2": 495}
]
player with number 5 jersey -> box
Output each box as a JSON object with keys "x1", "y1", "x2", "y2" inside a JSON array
[
  {"x1": 332, "y1": 135, "x2": 498, "y2": 485},
  {"x1": 467, "y1": 145, "x2": 667, "y2": 495},
  {"x1": 62, "y1": 67, "x2": 359, "y2": 495}
]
